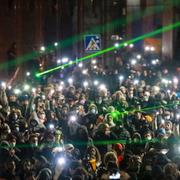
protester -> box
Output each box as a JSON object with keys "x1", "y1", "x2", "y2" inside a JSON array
[{"x1": 0, "y1": 44, "x2": 180, "y2": 180}]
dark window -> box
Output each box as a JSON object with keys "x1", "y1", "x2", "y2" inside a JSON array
[
  {"x1": 52, "y1": 0, "x2": 58, "y2": 14},
  {"x1": 8, "y1": 0, "x2": 15, "y2": 12},
  {"x1": 29, "y1": 0, "x2": 35, "y2": 12}
]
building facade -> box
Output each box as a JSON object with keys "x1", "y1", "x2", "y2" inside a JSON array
[{"x1": 0, "y1": 0, "x2": 179, "y2": 78}]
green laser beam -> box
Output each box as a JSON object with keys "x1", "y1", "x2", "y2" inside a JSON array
[
  {"x1": 0, "y1": 136, "x2": 178, "y2": 149},
  {"x1": 110, "y1": 101, "x2": 180, "y2": 119},
  {"x1": 0, "y1": 101, "x2": 179, "y2": 149},
  {"x1": 0, "y1": 138, "x2": 169, "y2": 149},
  {"x1": 0, "y1": 3, "x2": 170, "y2": 71},
  {"x1": 36, "y1": 21, "x2": 180, "y2": 77}
]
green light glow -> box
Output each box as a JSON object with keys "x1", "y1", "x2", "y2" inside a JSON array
[
  {"x1": 0, "y1": 135, "x2": 178, "y2": 149},
  {"x1": 0, "y1": 101, "x2": 179, "y2": 149},
  {"x1": 112, "y1": 101, "x2": 180, "y2": 117},
  {"x1": 36, "y1": 21, "x2": 180, "y2": 77},
  {"x1": 0, "y1": 139, "x2": 157, "y2": 149},
  {"x1": 0, "y1": 3, "x2": 169, "y2": 71},
  {"x1": 111, "y1": 111, "x2": 121, "y2": 118}
]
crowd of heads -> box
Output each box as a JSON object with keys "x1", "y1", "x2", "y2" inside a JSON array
[{"x1": 0, "y1": 45, "x2": 180, "y2": 180}]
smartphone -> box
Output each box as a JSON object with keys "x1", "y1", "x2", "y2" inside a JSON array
[
  {"x1": 109, "y1": 172, "x2": 121, "y2": 179},
  {"x1": 161, "y1": 149, "x2": 168, "y2": 154}
]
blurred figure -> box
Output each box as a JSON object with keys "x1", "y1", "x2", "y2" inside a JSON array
[{"x1": 7, "y1": 42, "x2": 17, "y2": 77}]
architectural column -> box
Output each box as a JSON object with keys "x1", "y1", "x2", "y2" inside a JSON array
[
  {"x1": 15, "y1": 0, "x2": 23, "y2": 81},
  {"x1": 77, "y1": 0, "x2": 84, "y2": 58},
  {"x1": 142, "y1": 0, "x2": 154, "y2": 34},
  {"x1": 162, "y1": 0, "x2": 173, "y2": 60},
  {"x1": 35, "y1": 0, "x2": 44, "y2": 47},
  {"x1": 55, "y1": 0, "x2": 60, "y2": 57},
  {"x1": 16, "y1": 0, "x2": 23, "y2": 57},
  {"x1": 126, "y1": 0, "x2": 132, "y2": 39},
  {"x1": 100, "y1": 0, "x2": 112, "y2": 67},
  {"x1": 126, "y1": 0, "x2": 141, "y2": 39},
  {"x1": 55, "y1": 0, "x2": 60, "y2": 43}
]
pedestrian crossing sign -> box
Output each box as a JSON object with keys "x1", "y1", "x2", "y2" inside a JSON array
[{"x1": 84, "y1": 35, "x2": 101, "y2": 52}]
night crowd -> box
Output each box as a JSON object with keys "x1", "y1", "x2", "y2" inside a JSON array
[{"x1": 0, "y1": 45, "x2": 180, "y2": 180}]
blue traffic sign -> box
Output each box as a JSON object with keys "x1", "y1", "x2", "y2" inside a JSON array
[{"x1": 84, "y1": 35, "x2": 101, "y2": 52}]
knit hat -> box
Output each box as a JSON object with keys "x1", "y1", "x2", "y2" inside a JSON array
[
  {"x1": 113, "y1": 143, "x2": 123, "y2": 152},
  {"x1": 89, "y1": 103, "x2": 97, "y2": 110},
  {"x1": 65, "y1": 144, "x2": 74, "y2": 152},
  {"x1": 107, "y1": 106, "x2": 115, "y2": 113},
  {"x1": 37, "y1": 168, "x2": 52, "y2": 180},
  {"x1": 0, "y1": 140, "x2": 10, "y2": 150}
]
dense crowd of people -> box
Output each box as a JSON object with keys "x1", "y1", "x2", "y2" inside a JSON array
[{"x1": 0, "y1": 45, "x2": 180, "y2": 180}]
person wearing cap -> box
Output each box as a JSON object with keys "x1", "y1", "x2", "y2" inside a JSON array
[
  {"x1": 64, "y1": 143, "x2": 75, "y2": 153},
  {"x1": 156, "y1": 128, "x2": 167, "y2": 139},
  {"x1": 19, "y1": 93, "x2": 34, "y2": 119},
  {"x1": 36, "y1": 167, "x2": 52, "y2": 180},
  {"x1": 7, "y1": 134, "x2": 17, "y2": 148},
  {"x1": 61, "y1": 104, "x2": 70, "y2": 117},
  {"x1": 107, "y1": 106, "x2": 115, "y2": 113},
  {"x1": 7, "y1": 91, "x2": 19, "y2": 109}
]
